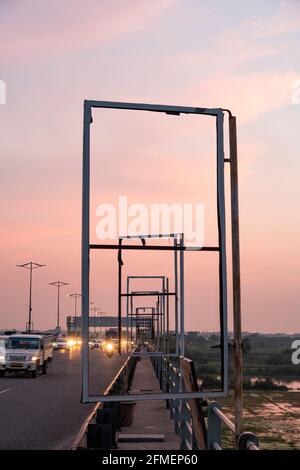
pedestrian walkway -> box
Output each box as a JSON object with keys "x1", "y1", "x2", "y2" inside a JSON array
[{"x1": 117, "y1": 357, "x2": 179, "y2": 450}]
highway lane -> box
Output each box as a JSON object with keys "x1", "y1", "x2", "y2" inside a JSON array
[{"x1": 0, "y1": 348, "x2": 124, "y2": 449}]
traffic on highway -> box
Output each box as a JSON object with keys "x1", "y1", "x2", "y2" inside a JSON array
[
  {"x1": 0, "y1": 330, "x2": 123, "y2": 450},
  {"x1": 0, "y1": 328, "x2": 126, "y2": 379}
]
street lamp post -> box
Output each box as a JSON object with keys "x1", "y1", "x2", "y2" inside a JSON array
[
  {"x1": 49, "y1": 281, "x2": 69, "y2": 331},
  {"x1": 68, "y1": 293, "x2": 81, "y2": 337},
  {"x1": 17, "y1": 262, "x2": 45, "y2": 332}
]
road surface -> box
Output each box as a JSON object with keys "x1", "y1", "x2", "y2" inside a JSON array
[{"x1": 0, "y1": 348, "x2": 123, "y2": 449}]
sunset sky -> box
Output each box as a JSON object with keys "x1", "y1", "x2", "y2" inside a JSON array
[{"x1": 1, "y1": 0, "x2": 299, "y2": 333}]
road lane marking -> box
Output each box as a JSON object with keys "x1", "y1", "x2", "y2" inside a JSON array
[{"x1": 0, "y1": 388, "x2": 11, "y2": 395}]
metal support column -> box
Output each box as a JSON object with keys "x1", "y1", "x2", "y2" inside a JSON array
[
  {"x1": 81, "y1": 100, "x2": 91, "y2": 403},
  {"x1": 179, "y1": 234, "x2": 185, "y2": 356},
  {"x1": 229, "y1": 115, "x2": 243, "y2": 437}
]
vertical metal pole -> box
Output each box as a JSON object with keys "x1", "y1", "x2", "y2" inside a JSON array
[
  {"x1": 81, "y1": 100, "x2": 91, "y2": 403},
  {"x1": 166, "y1": 277, "x2": 169, "y2": 354},
  {"x1": 151, "y1": 308, "x2": 154, "y2": 340},
  {"x1": 159, "y1": 295, "x2": 162, "y2": 347},
  {"x1": 207, "y1": 402, "x2": 222, "y2": 449},
  {"x1": 179, "y1": 234, "x2": 185, "y2": 356},
  {"x1": 162, "y1": 277, "x2": 166, "y2": 352},
  {"x1": 178, "y1": 253, "x2": 184, "y2": 435},
  {"x1": 174, "y1": 237, "x2": 179, "y2": 355},
  {"x1": 118, "y1": 239, "x2": 122, "y2": 354},
  {"x1": 19, "y1": 262, "x2": 45, "y2": 332},
  {"x1": 130, "y1": 293, "x2": 133, "y2": 344},
  {"x1": 126, "y1": 277, "x2": 129, "y2": 351},
  {"x1": 160, "y1": 293, "x2": 163, "y2": 351},
  {"x1": 216, "y1": 111, "x2": 228, "y2": 395},
  {"x1": 74, "y1": 296, "x2": 77, "y2": 337},
  {"x1": 157, "y1": 296, "x2": 160, "y2": 350},
  {"x1": 57, "y1": 283, "x2": 60, "y2": 328},
  {"x1": 28, "y1": 265, "x2": 33, "y2": 333},
  {"x1": 229, "y1": 115, "x2": 243, "y2": 438}
]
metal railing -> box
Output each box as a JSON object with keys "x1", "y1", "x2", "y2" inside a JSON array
[
  {"x1": 73, "y1": 352, "x2": 259, "y2": 450},
  {"x1": 72, "y1": 354, "x2": 137, "y2": 449},
  {"x1": 104, "y1": 354, "x2": 137, "y2": 396},
  {"x1": 152, "y1": 356, "x2": 194, "y2": 450},
  {"x1": 152, "y1": 356, "x2": 259, "y2": 451}
]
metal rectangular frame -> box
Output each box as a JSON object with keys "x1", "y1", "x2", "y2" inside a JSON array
[
  {"x1": 122, "y1": 234, "x2": 182, "y2": 357},
  {"x1": 81, "y1": 100, "x2": 228, "y2": 402},
  {"x1": 126, "y1": 276, "x2": 166, "y2": 342},
  {"x1": 125, "y1": 274, "x2": 174, "y2": 356}
]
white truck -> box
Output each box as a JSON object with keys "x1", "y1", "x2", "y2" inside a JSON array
[{"x1": 0, "y1": 334, "x2": 53, "y2": 378}]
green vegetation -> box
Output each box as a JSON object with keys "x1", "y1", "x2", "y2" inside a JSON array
[
  {"x1": 182, "y1": 332, "x2": 300, "y2": 391},
  {"x1": 180, "y1": 332, "x2": 300, "y2": 449},
  {"x1": 220, "y1": 391, "x2": 300, "y2": 450}
]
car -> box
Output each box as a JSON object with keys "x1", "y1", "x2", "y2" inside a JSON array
[
  {"x1": 0, "y1": 335, "x2": 9, "y2": 377},
  {"x1": 52, "y1": 338, "x2": 71, "y2": 351},
  {"x1": 90, "y1": 339, "x2": 101, "y2": 349},
  {"x1": 2, "y1": 334, "x2": 53, "y2": 378}
]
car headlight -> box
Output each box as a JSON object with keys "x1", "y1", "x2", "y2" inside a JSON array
[
  {"x1": 68, "y1": 339, "x2": 75, "y2": 347},
  {"x1": 105, "y1": 342, "x2": 114, "y2": 352},
  {"x1": 52, "y1": 342, "x2": 57, "y2": 347},
  {"x1": 31, "y1": 356, "x2": 38, "y2": 361},
  {"x1": 0, "y1": 355, "x2": 5, "y2": 362}
]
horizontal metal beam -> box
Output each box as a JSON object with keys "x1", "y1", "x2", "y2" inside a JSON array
[
  {"x1": 90, "y1": 244, "x2": 219, "y2": 252},
  {"x1": 128, "y1": 312, "x2": 164, "y2": 316},
  {"x1": 83, "y1": 390, "x2": 228, "y2": 403},
  {"x1": 85, "y1": 100, "x2": 222, "y2": 117},
  {"x1": 119, "y1": 352, "x2": 177, "y2": 357},
  {"x1": 122, "y1": 292, "x2": 175, "y2": 297},
  {"x1": 120, "y1": 234, "x2": 179, "y2": 239},
  {"x1": 128, "y1": 275, "x2": 166, "y2": 279},
  {"x1": 131, "y1": 290, "x2": 161, "y2": 294}
]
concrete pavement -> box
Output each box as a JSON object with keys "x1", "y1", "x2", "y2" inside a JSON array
[{"x1": 118, "y1": 357, "x2": 179, "y2": 450}]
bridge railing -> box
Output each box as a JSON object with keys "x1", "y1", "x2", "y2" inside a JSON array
[
  {"x1": 72, "y1": 354, "x2": 137, "y2": 449},
  {"x1": 152, "y1": 355, "x2": 259, "y2": 451}
]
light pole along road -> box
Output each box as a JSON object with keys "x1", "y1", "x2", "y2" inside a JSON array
[
  {"x1": 17, "y1": 261, "x2": 45, "y2": 332},
  {"x1": 49, "y1": 281, "x2": 69, "y2": 331}
]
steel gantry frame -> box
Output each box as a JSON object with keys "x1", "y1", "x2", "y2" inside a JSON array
[
  {"x1": 122, "y1": 233, "x2": 182, "y2": 356},
  {"x1": 129, "y1": 306, "x2": 164, "y2": 349},
  {"x1": 125, "y1": 272, "x2": 176, "y2": 357},
  {"x1": 134, "y1": 307, "x2": 157, "y2": 343},
  {"x1": 81, "y1": 100, "x2": 241, "y2": 422}
]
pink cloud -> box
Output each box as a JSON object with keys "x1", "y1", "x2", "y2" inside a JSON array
[
  {"x1": 186, "y1": 70, "x2": 299, "y2": 122},
  {"x1": 166, "y1": 2, "x2": 300, "y2": 121},
  {"x1": 0, "y1": 0, "x2": 177, "y2": 64}
]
